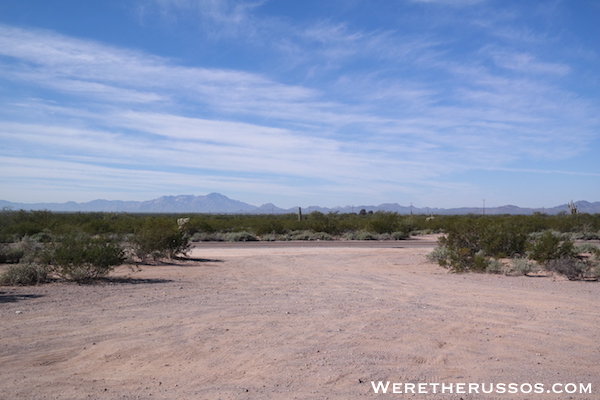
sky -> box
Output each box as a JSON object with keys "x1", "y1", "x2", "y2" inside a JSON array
[{"x1": 0, "y1": 0, "x2": 599, "y2": 209}]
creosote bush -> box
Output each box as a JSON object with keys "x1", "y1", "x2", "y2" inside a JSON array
[
  {"x1": 43, "y1": 233, "x2": 125, "y2": 283},
  {"x1": 391, "y1": 231, "x2": 410, "y2": 240},
  {"x1": 131, "y1": 218, "x2": 191, "y2": 262},
  {"x1": 527, "y1": 230, "x2": 575, "y2": 265}
]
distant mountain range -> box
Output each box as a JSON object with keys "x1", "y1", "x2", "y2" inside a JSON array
[{"x1": 1, "y1": 193, "x2": 599, "y2": 215}]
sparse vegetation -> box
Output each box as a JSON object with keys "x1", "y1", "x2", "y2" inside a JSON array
[
  {"x1": 427, "y1": 215, "x2": 599, "y2": 280},
  {"x1": 223, "y1": 231, "x2": 258, "y2": 242},
  {"x1": 1, "y1": 208, "x2": 599, "y2": 284},
  {"x1": 0, "y1": 262, "x2": 50, "y2": 285},
  {"x1": 511, "y1": 257, "x2": 539, "y2": 276},
  {"x1": 131, "y1": 217, "x2": 191, "y2": 262},
  {"x1": 485, "y1": 258, "x2": 504, "y2": 274},
  {"x1": 545, "y1": 257, "x2": 597, "y2": 281},
  {"x1": 42, "y1": 233, "x2": 125, "y2": 283},
  {"x1": 527, "y1": 230, "x2": 576, "y2": 265}
]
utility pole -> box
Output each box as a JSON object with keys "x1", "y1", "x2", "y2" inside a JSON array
[{"x1": 482, "y1": 199, "x2": 486, "y2": 215}]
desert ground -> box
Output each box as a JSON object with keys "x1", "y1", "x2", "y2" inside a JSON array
[{"x1": 1, "y1": 235, "x2": 598, "y2": 399}]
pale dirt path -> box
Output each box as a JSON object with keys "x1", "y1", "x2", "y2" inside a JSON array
[{"x1": 0, "y1": 245, "x2": 598, "y2": 399}]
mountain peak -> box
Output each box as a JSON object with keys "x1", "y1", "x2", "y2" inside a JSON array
[{"x1": 0, "y1": 194, "x2": 598, "y2": 214}]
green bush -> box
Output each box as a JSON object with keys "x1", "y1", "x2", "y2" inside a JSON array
[
  {"x1": 43, "y1": 233, "x2": 125, "y2": 282},
  {"x1": 0, "y1": 263, "x2": 50, "y2": 285},
  {"x1": 437, "y1": 220, "x2": 483, "y2": 273},
  {"x1": 368, "y1": 212, "x2": 400, "y2": 234},
  {"x1": 224, "y1": 231, "x2": 258, "y2": 242},
  {"x1": 391, "y1": 231, "x2": 410, "y2": 240},
  {"x1": 131, "y1": 218, "x2": 191, "y2": 262},
  {"x1": 436, "y1": 217, "x2": 528, "y2": 272},
  {"x1": 528, "y1": 230, "x2": 575, "y2": 265},
  {"x1": 479, "y1": 221, "x2": 528, "y2": 258}
]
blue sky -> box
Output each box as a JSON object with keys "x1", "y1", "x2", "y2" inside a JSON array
[{"x1": 0, "y1": 0, "x2": 598, "y2": 209}]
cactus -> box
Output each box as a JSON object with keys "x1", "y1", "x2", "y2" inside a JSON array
[{"x1": 568, "y1": 200, "x2": 578, "y2": 215}]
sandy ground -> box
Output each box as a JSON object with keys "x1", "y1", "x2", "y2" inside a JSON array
[{"x1": 1, "y1": 237, "x2": 599, "y2": 400}]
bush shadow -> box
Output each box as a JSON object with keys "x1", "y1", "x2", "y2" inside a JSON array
[
  {"x1": 0, "y1": 291, "x2": 44, "y2": 304},
  {"x1": 97, "y1": 277, "x2": 174, "y2": 285}
]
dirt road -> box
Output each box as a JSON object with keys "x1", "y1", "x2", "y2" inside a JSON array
[{"x1": 1, "y1": 241, "x2": 598, "y2": 399}]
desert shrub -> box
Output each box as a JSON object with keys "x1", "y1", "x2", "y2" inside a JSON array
[
  {"x1": 545, "y1": 257, "x2": 592, "y2": 281},
  {"x1": 437, "y1": 219, "x2": 483, "y2": 273},
  {"x1": 590, "y1": 263, "x2": 600, "y2": 280},
  {"x1": 0, "y1": 245, "x2": 25, "y2": 264},
  {"x1": 190, "y1": 232, "x2": 225, "y2": 242},
  {"x1": 438, "y1": 216, "x2": 529, "y2": 272},
  {"x1": 224, "y1": 231, "x2": 258, "y2": 242},
  {"x1": 485, "y1": 258, "x2": 504, "y2": 274},
  {"x1": 427, "y1": 246, "x2": 449, "y2": 265},
  {"x1": 29, "y1": 231, "x2": 53, "y2": 243},
  {"x1": 313, "y1": 232, "x2": 333, "y2": 240},
  {"x1": 471, "y1": 251, "x2": 489, "y2": 272},
  {"x1": 260, "y1": 233, "x2": 277, "y2": 241},
  {"x1": 479, "y1": 221, "x2": 528, "y2": 258},
  {"x1": 43, "y1": 233, "x2": 124, "y2": 283},
  {"x1": 411, "y1": 229, "x2": 433, "y2": 235},
  {"x1": 391, "y1": 231, "x2": 410, "y2": 240},
  {"x1": 0, "y1": 262, "x2": 50, "y2": 285},
  {"x1": 165, "y1": 230, "x2": 191, "y2": 258},
  {"x1": 305, "y1": 211, "x2": 341, "y2": 234},
  {"x1": 578, "y1": 231, "x2": 600, "y2": 240},
  {"x1": 131, "y1": 218, "x2": 191, "y2": 262},
  {"x1": 356, "y1": 231, "x2": 376, "y2": 240},
  {"x1": 252, "y1": 219, "x2": 287, "y2": 236},
  {"x1": 575, "y1": 243, "x2": 599, "y2": 255},
  {"x1": 528, "y1": 230, "x2": 576, "y2": 265},
  {"x1": 0, "y1": 235, "x2": 43, "y2": 264},
  {"x1": 284, "y1": 230, "x2": 332, "y2": 241},
  {"x1": 368, "y1": 212, "x2": 400, "y2": 234},
  {"x1": 343, "y1": 232, "x2": 358, "y2": 240},
  {"x1": 288, "y1": 230, "x2": 315, "y2": 240},
  {"x1": 511, "y1": 258, "x2": 538, "y2": 276},
  {"x1": 17, "y1": 236, "x2": 44, "y2": 264}
]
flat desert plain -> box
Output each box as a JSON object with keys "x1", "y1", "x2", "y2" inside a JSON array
[{"x1": 1, "y1": 236, "x2": 599, "y2": 400}]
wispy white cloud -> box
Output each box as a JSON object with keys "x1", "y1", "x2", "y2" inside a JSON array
[
  {"x1": 489, "y1": 50, "x2": 571, "y2": 76},
  {"x1": 0, "y1": 0, "x2": 598, "y2": 208}
]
